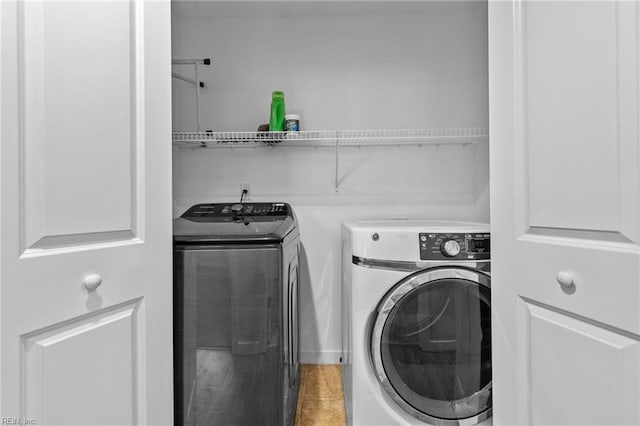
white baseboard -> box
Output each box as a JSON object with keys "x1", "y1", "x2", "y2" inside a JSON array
[{"x1": 300, "y1": 350, "x2": 342, "y2": 365}]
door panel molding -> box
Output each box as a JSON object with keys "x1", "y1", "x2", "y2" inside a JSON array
[
  {"x1": 512, "y1": 0, "x2": 530, "y2": 240},
  {"x1": 518, "y1": 227, "x2": 640, "y2": 255},
  {"x1": 523, "y1": 226, "x2": 635, "y2": 245},
  {"x1": 19, "y1": 230, "x2": 141, "y2": 258},
  {"x1": 513, "y1": 0, "x2": 640, "y2": 245},
  {"x1": 21, "y1": 297, "x2": 146, "y2": 425},
  {"x1": 519, "y1": 296, "x2": 640, "y2": 341},
  {"x1": 17, "y1": 0, "x2": 146, "y2": 255}
]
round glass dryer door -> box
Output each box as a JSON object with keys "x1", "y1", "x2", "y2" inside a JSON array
[{"x1": 370, "y1": 266, "x2": 491, "y2": 425}]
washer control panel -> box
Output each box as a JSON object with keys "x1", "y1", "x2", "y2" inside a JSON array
[
  {"x1": 419, "y1": 232, "x2": 490, "y2": 260},
  {"x1": 182, "y1": 202, "x2": 289, "y2": 222}
]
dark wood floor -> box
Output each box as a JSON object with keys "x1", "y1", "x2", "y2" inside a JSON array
[
  {"x1": 193, "y1": 349, "x2": 279, "y2": 425},
  {"x1": 189, "y1": 350, "x2": 345, "y2": 425}
]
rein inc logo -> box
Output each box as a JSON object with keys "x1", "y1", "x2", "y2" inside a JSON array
[{"x1": 1, "y1": 418, "x2": 36, "y2": 425}]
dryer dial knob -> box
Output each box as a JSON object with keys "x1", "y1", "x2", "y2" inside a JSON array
[{"x1": 441, "y1": 239, "x2": 461, "y2": 257}]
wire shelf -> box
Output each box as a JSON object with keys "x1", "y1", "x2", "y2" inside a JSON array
[{"x1": 172, "y1": 128, "x2": 488, "y2": 148}]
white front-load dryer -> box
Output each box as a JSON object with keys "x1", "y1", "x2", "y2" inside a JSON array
[{"x1": 341, "y1": 220, "x2": 491, "y2": 426}]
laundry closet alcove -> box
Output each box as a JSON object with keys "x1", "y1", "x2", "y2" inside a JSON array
[{"x1": 171, "y1": 0, "x2": 489, "y2": 366}]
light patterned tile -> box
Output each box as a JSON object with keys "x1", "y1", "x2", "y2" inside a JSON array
[
  {"x1": 303, "y1": 364, "x2": 343, "y2": 400},
  {"x1": 295, "y1": 403, "x2": 302, "y2": 426},
  {"x1": 295, "y1": 366, "x2": 307, "y2": 425},
  {"x1": 295, "y1": 364, "x2": 346, "y2": 426},
  {"x1": 299, "y1": 399, "x2": 346, "y2": 426}
]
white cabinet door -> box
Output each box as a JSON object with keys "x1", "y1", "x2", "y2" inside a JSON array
[
  {"x1": 489, "y1": 1, "x2": 640, "y2": 425},
  {"x1": 1, "y1": 1, "x2": 172, "y2": 424}
]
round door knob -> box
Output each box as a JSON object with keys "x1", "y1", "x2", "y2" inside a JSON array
[
  {"x1": 556, "y1": 271, "x2": 574, "y2": 288},
  {"x1": 84, "y1": 274, "x2": 103, "y2": 292},
  {"x1": 441, "y1": 239, "x2": 461, "y2": 257}
]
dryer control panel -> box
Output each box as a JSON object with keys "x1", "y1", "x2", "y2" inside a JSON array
[{"x1": 419, "y1": 232, "x2": 490, "y2": 261}]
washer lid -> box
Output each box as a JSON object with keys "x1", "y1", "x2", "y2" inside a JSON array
[{"x1": 173, "y1": 202, "x2": 297, "y2": 243}]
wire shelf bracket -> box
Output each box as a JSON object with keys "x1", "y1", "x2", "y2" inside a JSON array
[{"x1": 171, "y1": 58, "x2": 211, "y2": 132}]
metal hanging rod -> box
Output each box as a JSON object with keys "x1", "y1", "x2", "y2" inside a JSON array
[
  {"x1": 171, "y1": 58, "x2": 212, "y2": 132},
  {"x1": 172, "y1": 58, "x2": 211, "y2": 66}
]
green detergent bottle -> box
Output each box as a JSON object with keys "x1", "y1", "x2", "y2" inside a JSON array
[{"x1": 269, "y1": 91, "x2": 285, "y2": 131}]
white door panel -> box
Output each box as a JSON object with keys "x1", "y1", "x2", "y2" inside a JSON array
[
  {"x1": 21, "y1": 0, "x2": 142, "y2": 251},
  {"x1": 490, "y1": 0, "x2": 640, "y2": 424},
  {"x1": 23, "y1": 300, "x2": 142, "y2": 425},
  {"x1": 1, "y1": 1, "x2": 172, "y2": 424},
  {"x1": 519, "y1": 301, "x2": 640, "y2": 426},
  {"x1": 515, "y1": 0, "x2": 640, "y2": 240}
]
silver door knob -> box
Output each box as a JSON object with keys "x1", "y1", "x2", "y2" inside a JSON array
[
  {"x1": 84, "y1": 274, "x2": 103, "y2": 292},
  {"x1": 556, "y1": 271, "x2": 574, "y2": 288}
]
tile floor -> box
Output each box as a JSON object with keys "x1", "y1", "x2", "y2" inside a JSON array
[{"x1": 294, "y1": 364, "x2": 346, "y2": 426}]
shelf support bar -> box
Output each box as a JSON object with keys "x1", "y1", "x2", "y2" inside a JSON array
[
  {"x1": 194, "y1": 64, "x2": 201, "y2": 132},
  {"x1": 334, "y1": 131, "x2": 340, "y2": 192},
  {"x1": 172, "y1": 72, "x2": 205, "y2": 88}
]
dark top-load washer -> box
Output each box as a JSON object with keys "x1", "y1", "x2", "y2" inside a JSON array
[{"x1": 173, "y1": 202, "x2": 300, "y2": 426}]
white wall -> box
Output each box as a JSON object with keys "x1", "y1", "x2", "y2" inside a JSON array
[
  {"x1": 171, "y1": 1, "x2": 488, "y2": 131},
  {"x1": 171, "y1": 1, "x2": 489, "y2": 363}
]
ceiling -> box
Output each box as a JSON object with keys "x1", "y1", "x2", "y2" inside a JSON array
[{"x1": 170, "y1": 1, "x2": 472, "y2": 20}]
